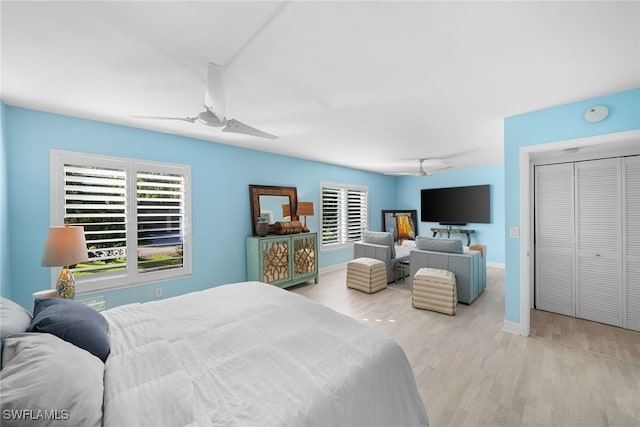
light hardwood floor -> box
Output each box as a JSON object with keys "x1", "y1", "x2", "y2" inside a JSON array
[
  {"x1": 291, "y1": 266, "x2": 640, "y2": 427},
  {"x1": 530, "y1": 309, "x2": 640, "y2": 366}
]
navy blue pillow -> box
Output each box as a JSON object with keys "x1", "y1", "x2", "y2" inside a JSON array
[{"x1": 27, "y1": 298, "x2": 110, "y2": 362}]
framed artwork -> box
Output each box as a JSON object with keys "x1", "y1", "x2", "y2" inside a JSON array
[{"x1": 382, "y1": 210, "x2": 418, "y2": 243}]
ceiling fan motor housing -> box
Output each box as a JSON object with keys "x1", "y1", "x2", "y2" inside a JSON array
[{"x1": 197, "y1": 111, "x2": 225, "y2": 127}]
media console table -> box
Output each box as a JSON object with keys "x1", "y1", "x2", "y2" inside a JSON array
[{"x1": 431, "y1": 228, "x2": 475, "y2": 246}]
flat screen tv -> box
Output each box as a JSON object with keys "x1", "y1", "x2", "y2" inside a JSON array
[{"x1": 420, "y1": 184, "x2": 490, "y2": 224}]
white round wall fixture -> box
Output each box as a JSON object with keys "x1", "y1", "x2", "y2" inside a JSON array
[{"x1": 584, "y1": 105, "x2": 609, "y2": 123}]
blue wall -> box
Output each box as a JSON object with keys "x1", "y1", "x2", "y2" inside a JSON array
[
  {"x1": 0, "y1": 101, "x2": 9, "y2": 298},
  {"x1": 504, "y1": 88, "x2": 640, "y2": 324},
  {"x1": 395, "y1": 164, "x2": 505, "y2": 265},
  {"x1": 2, "y1": 105, "x2": 513, "y2": 311},
  {"x1": 3, "y1": 107, "x2": 397, "y2": 309}
]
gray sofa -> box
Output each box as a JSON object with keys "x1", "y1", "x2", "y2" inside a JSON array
[
  {"x1": 409, "y1": 236, "x2": 486, "y2": 304},
  {"x1": 353, "y1": 231, "x2": 410, "y2": 283}
]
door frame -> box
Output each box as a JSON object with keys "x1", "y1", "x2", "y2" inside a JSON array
[{"x1": 519, "y1": 129, "x2": 640, "y2": 336}]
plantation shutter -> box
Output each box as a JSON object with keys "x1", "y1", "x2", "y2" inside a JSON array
[
  {"x1": 63, "y1": 164, "x2": 127, "y2": 277},
  {"x1": 321, "y1": 187, "x2": 341, "y2": 246},
  {"x1": 347, "y1": 189, "x2": 367, "y2": 242},
  {"x1": 136, "y1": 171, "x2": 185, "y2": 273},
  {"x1": 320, "y1": 183, "x2": 368, "y2": 247},
  {"x1": 52, "y1": 150, "x2": 191, "y2": 293}
]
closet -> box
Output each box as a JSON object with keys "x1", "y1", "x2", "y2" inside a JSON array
[{"x1": 534, "y1": 155, "x2": 639, "y2": 331}]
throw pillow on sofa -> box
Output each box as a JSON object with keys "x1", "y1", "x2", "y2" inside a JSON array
[{"x1": 415, "y1": 236, "x2": 463, "y2": 254}]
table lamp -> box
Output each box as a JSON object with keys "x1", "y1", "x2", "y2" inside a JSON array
[
  {"x1": 41, "y1": 223, "x2": 89, "y2": 299},
  {"x1": 297, "y1": 202, "x2": 314, "y2": 233}
]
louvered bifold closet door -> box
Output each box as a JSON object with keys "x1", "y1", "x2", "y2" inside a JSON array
[
  {"x1": 575, "y1": 158, "x2": 622, "y2": 327},
  {"x1": 624, "y1": 156, "x2": 640, "y2": 331},
  {"x1": 535, "y1": 163, "x2": 575, "y2": 316}
]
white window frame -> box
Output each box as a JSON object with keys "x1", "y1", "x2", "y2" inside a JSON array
[
  {"x1": 50, "y1": 149, "x2": 192, "y2": 293},
  {"x1": 319, "y1": 181, "x2": 368, "y2": 251}
]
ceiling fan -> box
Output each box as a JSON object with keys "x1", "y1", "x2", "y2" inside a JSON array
[
  {"x1": 133, "y1": 62, "x2": 278, "y2": 139},
  {"x1": 384, "y1": 159, "x2": 452, "y2": 177}
]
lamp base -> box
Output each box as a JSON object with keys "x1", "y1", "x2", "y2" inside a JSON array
[
  {"x1": 301, "y1": 216, "x2": 309, "y2": 233},
  {"x1": 56, "y1": 267, "x2": 76, "y2": 299}
]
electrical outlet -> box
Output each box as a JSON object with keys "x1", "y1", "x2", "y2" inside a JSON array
[
  {"x1": 155, "y1": 288, "x2": 163, "y2": 298},
  {"x1": 509, "y1": 226, "x2": 520, "y2": 239}
]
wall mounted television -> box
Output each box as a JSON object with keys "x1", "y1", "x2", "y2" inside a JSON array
[{"x1": 420, "y1": 184, "x2": 490, "y2": 225}]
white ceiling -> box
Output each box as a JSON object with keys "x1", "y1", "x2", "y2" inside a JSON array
[{"x1": 1, "y1": 1, "x2": 639, "y2": 174}]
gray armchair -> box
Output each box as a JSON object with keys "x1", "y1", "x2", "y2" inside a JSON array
[{"x1": 353, "y1": 231, "x2": 410, "y2": 283}]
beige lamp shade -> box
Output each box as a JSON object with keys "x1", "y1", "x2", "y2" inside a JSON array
[
  {"x1": 41, "y1": 225, "x2": 89, "y2": 267},
  {"x1": 297, "y1": 202, "x2": 314, "y2": 217},
  {"x1": 297, "y1": 202, "x2": 314, "y2": 233}
]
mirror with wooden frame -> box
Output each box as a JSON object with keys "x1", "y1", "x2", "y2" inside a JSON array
[{"x1": 249, "y1": 185, "x2": 298, "y2": 236}]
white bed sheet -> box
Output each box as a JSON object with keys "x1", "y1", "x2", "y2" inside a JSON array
[{"x1": 102, "y1": 282, "x2": 428, "y2": 427}]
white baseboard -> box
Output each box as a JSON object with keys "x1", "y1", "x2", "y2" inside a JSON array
[
  {"x1": 487, "y1": 261, "x2": 505, "y2": 269},
  {"x1": 502, "y1": 319, "x2": 522, "y2": 336},
  {"x1": 319, "y1": 262, "x2": 348, "y2": 275}
]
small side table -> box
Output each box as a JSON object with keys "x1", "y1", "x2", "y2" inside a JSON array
[{"x1": 395, "y1": 260, "x2": 410, "y2": 283}]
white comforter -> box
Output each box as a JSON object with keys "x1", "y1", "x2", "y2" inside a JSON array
[{"x1": 102, "y1": 282, "x2": 428, "y2": 427}]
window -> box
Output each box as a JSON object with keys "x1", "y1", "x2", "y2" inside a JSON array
[
  {"x1": 50, "y1": 150, "x2": 191, "y2": 293},
  {"x1": 320, "y1": 182, "x2": 368, "y2": 249}
]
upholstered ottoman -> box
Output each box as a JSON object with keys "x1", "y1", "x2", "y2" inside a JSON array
[
  {"x1": 346, "y1": 257, "x2": 387, "y2": 293},
  {"x1": 412, "y1": 267, "x2": 457, "y2": 315}
]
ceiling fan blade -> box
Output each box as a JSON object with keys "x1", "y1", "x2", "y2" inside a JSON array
[
  {"x1": 204, "y1": 62, "x2": 226, "y2": 122},
  {"x1": 223, "y1": 119, "x2": 278, "y2": 139},
  {"x1": 416, "y1": 165, "x2": 453, "y2": 177},
  {"x1": 384, "y1": 159, "x2": 427, "y2": 176},
  {"x1": 131, "y1": 115, "x2": 196, "y2": 123},
  {"x1": 427, "y1": 165, "x2": 453, "y2": 174},
  {"x1": 384, "y1": 159, "x2": 452, "y2": 177},
  {"x1": 384, "y1": 172, "x2": 413, "y2": 176}
]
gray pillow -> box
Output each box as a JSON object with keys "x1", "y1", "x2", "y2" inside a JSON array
[
  {"x1": 0, "y1": 297, "x2": 33, "y2": 369},
  {"x1": 362, "y1": 231, "x2": 396, "y2": 259},
  {"x1": 415, "y1": 236, "x2": 463, "y2": 254},
  {"x1": 0, "y1": 333, "x2": 104, "y2": 427},
  {"x1": 0, "y1": 297, "x2": 32, "y2": 340}
]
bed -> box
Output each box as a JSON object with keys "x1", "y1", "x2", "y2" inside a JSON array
[{"x1": 1, "y1": 282, "x2": 428, "y2": 427}]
